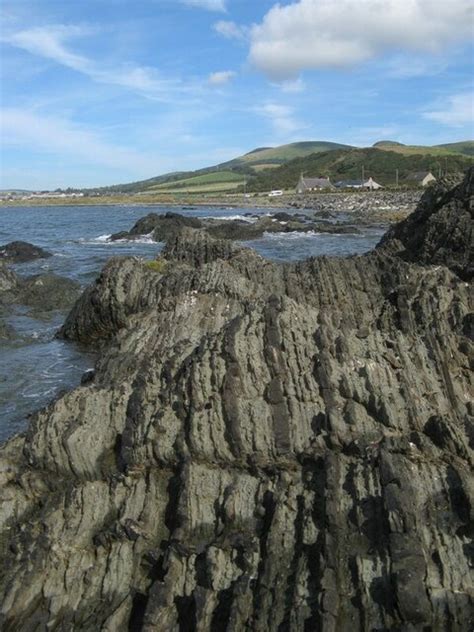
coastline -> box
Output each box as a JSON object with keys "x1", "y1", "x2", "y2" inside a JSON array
[{"x1": 0, "y1": 189, "x2": 422, "y2": 224}]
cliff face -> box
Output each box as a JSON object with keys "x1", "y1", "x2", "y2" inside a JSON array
[{"x1": 0, "y1": 172, "x2": 473, "y2": 631}]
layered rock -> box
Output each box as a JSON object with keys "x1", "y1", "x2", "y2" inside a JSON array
[
  {"x1": 379, "y1": 172, "x2": 473, "y2": 280},
  {"x1": 0, "y1": 171, "x2": 472, "y2": 631}
]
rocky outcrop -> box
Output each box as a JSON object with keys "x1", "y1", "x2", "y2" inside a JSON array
[
  {"x1": 0, "y1": 241, "x2": 52, "y2": 263},
  {"x1": 0, "y1": 171, "x2": 472, "y2": 630},
  {"x1": 110, "y1": 211, "x2": 362, "y2": 243},
  {"x1": 379, "y1": 172, "x2": 473, "y2": 280}
]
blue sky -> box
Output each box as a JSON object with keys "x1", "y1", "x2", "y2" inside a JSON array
[{"x1": 1, "y1": 0, "x2": 473, "y2": 189}]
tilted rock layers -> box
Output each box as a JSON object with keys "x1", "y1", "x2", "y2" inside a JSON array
[{"x1": 0, "y1": 172, "x2": 472, "y2": 631}]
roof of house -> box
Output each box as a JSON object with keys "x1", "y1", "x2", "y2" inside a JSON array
[
  {"x1": 299, "y1": 177, "x2": 332, "y2": 188},
  {"x1": 335, "y1": 180, "x2": 364, "y2": 187},
  {"x1": 407, "y1": 171, "x2": 435, "y2": 181}
]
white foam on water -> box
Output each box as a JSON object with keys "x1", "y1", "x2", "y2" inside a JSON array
[
  {"x1": 202, "y1": 214, "x2": 257, "y2": 223},
  {"x1": 81, "y1": 232, "x2": 157, "y2": 245}
]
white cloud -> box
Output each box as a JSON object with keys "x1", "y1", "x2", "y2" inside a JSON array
[
  {"x1": 2, "y1": 25, "x2": 182, "y2": 99},
  {"x1": 249, "y1": 0, "x2": 474, "y2": 79},
  {"x1": 213, "y1": 20, "x2": 247, "y2": 40},
  {"x1": 254, "y1": 103, "x2": 306, "y2": 136},
  {"x1": 423, "y1": 92, "x2": 474, "y2": 126},
  {"x1": 0, "y1": 107, "x2": 156, "y2": 172},
  {"x1": 180, "y1": 0, "x2": 226, "y2": 11},
  {"x1": 208, "y1": 70, "x2": 236, "y2": 85}
]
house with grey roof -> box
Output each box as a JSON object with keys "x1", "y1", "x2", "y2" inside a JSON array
[
  {"x1": 406, "y1": 171, "x2": 437, "y2": 187},
  {"x1": 335, "y1": 177, "x2": 382, "y2": 190},
  {"x1": 296, "y1": 175, "x2": 333, "y2": 193}
]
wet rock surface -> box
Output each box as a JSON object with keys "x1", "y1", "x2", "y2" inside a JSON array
[
  {"x1": 0, "y1": 171, "x2": 473, "y2": 631},
  {"x1": 0, "y1": 240, "x2": 52, "y2": 263}
]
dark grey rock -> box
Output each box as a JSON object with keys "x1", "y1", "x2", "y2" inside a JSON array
[
  {"x1": 17, "y1": 273, "x2": 81, "y2": 312},
  {"x1": 0, "y1": 241, "x2": 52, "y2": 263},
  {"x1": 378, "y1": 171, "x2": 473, "y2": 280}
]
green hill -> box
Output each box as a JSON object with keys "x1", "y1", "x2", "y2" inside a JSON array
[
  {"x1": 225, "y1": 141, "x2": 354, "y2": 168},
  {"x1": 372, "y1": 140, "x2": 474, "y2": 157},
  {"x1": 244, "y1": 147, "x2": 473, "y2": 192},
  {"x1": 90, "y1": 139, "x2": 473, "y2": 195}
]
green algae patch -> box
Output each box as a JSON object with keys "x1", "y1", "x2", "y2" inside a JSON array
[{"x1": 144, "y1": 258, "x2": 168, "y2": 273}]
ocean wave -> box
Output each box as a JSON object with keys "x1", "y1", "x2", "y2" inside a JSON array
[
  {"x1": 80, "y1": 232, "x2": 157, "y2": 245},
  {"x1": 263, "y1": 230, "x2": 354, "y2": 240},
  {"x1": 202, "y1": 214, "x2": 257, "y2": 223}
]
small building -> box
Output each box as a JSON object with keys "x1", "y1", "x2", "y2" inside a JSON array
[
  {"x1": 364, "y1": 177, "x2": 383, "y2": 190},
  {"x1": 335, "y1": 177, "x2": 382, "y2": 190},
  {"x1": 296, "y1": 175, "x2": 333, "y2": 193},
  {"x1": 406, "y1": 171, "x2": 437, "y2": 187}
]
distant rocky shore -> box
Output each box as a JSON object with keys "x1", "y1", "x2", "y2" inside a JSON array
[
  {"x1": 0, "y1": 173, "x2": 472, "y2": 630},
  {"x1": 2, "y1": 188, "x2": 422, "y2": 222}
]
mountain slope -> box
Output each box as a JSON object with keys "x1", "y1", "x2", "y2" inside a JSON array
[
  {"x1": 225, "y1": 141, "x2": 354, "y2": 167},
  {"x1": 373, "y1": 140, "x2": 474, "y2": 157},
  {"x1": 245, "y1": 147, "x2": 473, "y2": 191},
  {"x1": 92, "y1": 140, "x2": 473, "y2": 195}
]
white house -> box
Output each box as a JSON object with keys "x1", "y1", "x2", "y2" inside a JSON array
[
  {"x1": 408, "y1": 171, "x2": 437, "y2": 187},
  {"x1": 364, "y1": 177, "x2": 382, "y2": 190}
]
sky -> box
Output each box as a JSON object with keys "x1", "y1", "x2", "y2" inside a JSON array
[{"x1": 1, "y1": 0, "x2": 473, "y2": 189}]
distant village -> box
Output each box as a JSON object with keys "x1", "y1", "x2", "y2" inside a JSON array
[
  {"x1": 0, "y1": 190, "x2": 86, "y2": 201},
  {"x1": 292, "y1": 170, "x2": 436, "y2": 194},
  {"x1": 0, "y1": 170, "x2": 439, "y2": 201}
]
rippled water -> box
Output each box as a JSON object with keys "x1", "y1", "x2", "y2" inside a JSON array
[{"x1": 0, "y1": 204, "x2": 386, "y2": 442}]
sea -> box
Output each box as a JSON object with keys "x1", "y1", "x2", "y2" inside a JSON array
[{"x1": 0, "y1": 203, "x2": 386, "y2": 442}]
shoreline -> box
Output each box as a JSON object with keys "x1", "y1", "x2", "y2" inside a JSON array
[{"x1": 0, "y1": 190, "x2": 422, "y2": 225}]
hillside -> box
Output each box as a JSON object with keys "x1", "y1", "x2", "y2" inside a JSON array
[
  {"x1": 89, "y1": 140, "x2": 473, "y2": 195},
  {"x1": 244, "y1": 147, "x2": 473, "y2": 192},
  {"x1": 373, "y1": 140, "x2": 474, "y2": 157},
  {"x1": 223, "y1": 141, "x2": 354, "y2": 168}
]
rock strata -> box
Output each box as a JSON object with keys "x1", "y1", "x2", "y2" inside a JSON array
[
  {"x1": 0, "y1": 171, "x2": 473, "y2": 631},
  {"x1": 379, "y1": 172, "x2": 473, "y2": 280}
]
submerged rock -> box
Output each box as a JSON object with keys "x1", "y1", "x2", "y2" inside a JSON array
[
  {"x1": 0, "y1": 240, "x2": 52, "y2": 263},
  {"x1": 0, "y1": 170, "x2": 473, "y2": 630}
]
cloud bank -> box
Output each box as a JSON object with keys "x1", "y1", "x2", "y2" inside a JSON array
[{"x1": 249, "y1": 0, "x2": 473, "y2": 79}]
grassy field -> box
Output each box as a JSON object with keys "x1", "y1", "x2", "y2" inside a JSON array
[{"x1": 147, "y1": 170, "x2": 245, "y2": 193}]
